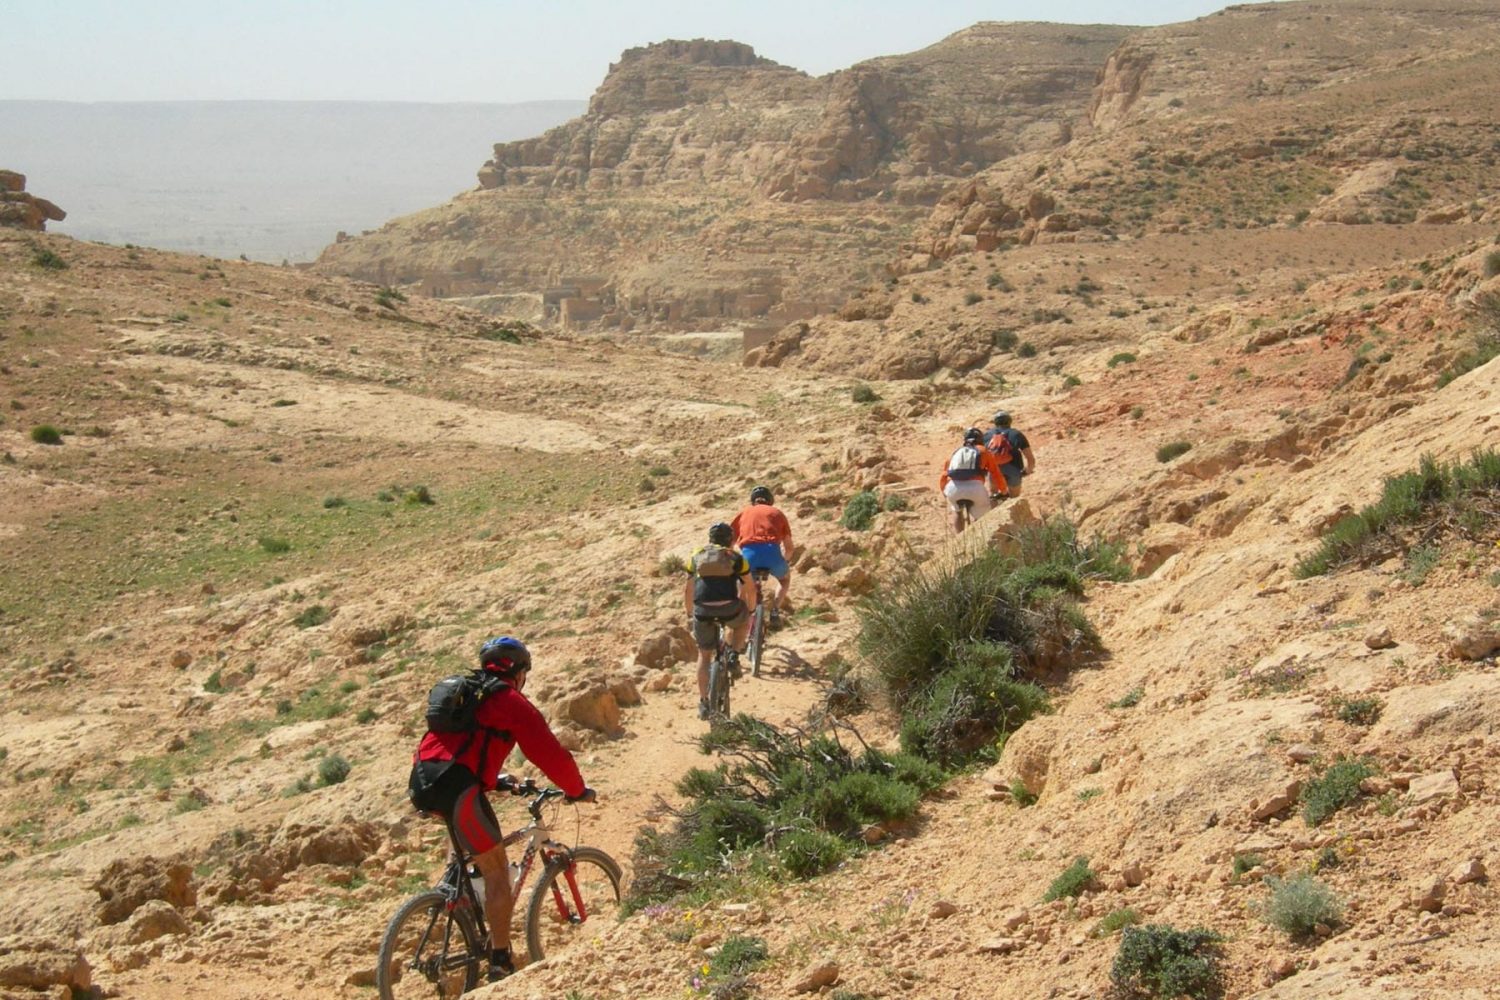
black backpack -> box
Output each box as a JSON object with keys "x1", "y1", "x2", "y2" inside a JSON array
[{"x1": 425, "y1": 671, "x2": 512, "y2": 740}]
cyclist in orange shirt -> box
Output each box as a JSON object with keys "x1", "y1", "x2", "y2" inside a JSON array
[
  {"x1": 939, "y1": 428, "x2": 1006, "y2": 534},
  {"x1": 729, "y1": 485, "x2": 793, "y2": 627}
]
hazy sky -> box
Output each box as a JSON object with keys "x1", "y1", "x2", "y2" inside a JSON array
[{"x1": 6, "y1": 0, "x2": 1255, "y2": 103}]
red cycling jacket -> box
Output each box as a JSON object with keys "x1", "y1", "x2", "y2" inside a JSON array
[{"x1": 414, "y1": 683, "x2": 585, "y2": 797}]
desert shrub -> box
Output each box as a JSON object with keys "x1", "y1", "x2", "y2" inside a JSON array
[
  {"x1": 1156, "y1": 440, "x2": 1192, "y2": 463},
  {"x1": 174, "y1": 793, "x2": 205, "y2": 814},
  {"x1": 29, "y1": 425, "x2": 63, "y2": 445},
  {"x1": 1092, "y1": 907, "x2": 1142, "y2": 938},
  {"x1": 625, "y1": 718, "x2": 934, "y2": 910},
  {"x1": 986, "y1": 272, "x2": 1012, "y2": 291},
  {"x1": 404, "y1": 485, "x2": 435, "y2": 506},
  {"x1": 1259, "y1": 873, "x2": 1342, "y2": 938},
  {"x1": 476, "y1": 324, "x2": 522, "y2": 343},
  {"x1": 294, "y1": 605, "x2": 331, "y2": 629},
  {"x1": 1109, "y1": 925, "x2": 1225, "y2": 1000},
  {"x1": 318, "y1": 754, "x2": 352, "y2": 786},
  {"x1": 321, "y1": 495, "x2": 347, "y2": 509},
  {"x1": 1043, "y1": 856, "x2": 1096, "y2": 901},
  {"x1": 1301, "y1": 756, "x2": 1375, "y2": 826},
  {"x1": 1009, "y1": 779, "x2": 1037, "y2": 807},
  {"x1": 709, "y1": 934, "x2": 768, "y2": 979},
  {"x1": 1485, "y1": 250, "x2": 1500, "y2": 278},
  {"x1": 899, "y1": 651, "x2": 1049, "y2": 768},
  {"x1": 882, "y1": 493, "x2": 909, "y2": 512},
  {"x1": 355, "y1": 707, "x2": 378, "y2": 724},
  {"x1": 1063, "y1": 375, "x2": 1082, "y2": 388},
  {"x1": 1231, "y1": 852, "x2": 1264, "y2": 879},
  {"x1": 30, "y1": 247, "x2": 68, "y2": 270},
  {"x1": 1332, "y1": 694, "x2": 1382, "y2": 726},
  {"x1": 282, "y1": 776, "x2": 313, "y2": 797},
  {"x1": 203, "y1": 669, "x2": 225, "y2": 694},
  {"x1": 257, "y1": 535, "x2": 291, "y2": 554},
  {"x1": 1016, "y1": 341, "x2": 1039, "y2": 358},
  {"x1": 1108, "y1": 687, "x2": 1144, "y2": 709},
  {"x1": 851, "y1": 384, "x2": 880, "y2": 403},
  {"x1": 964, "y1": 291, "x2": 984, "y2": 305},
  {"x1": 840, "y1": 490, "x2": 880, "y2": 531},
  {"x1": 657, "y1": 553, "x2": 688, "y2": 577},
  {"x1": 1436, "y1": 327, "x2": 1500, "y2": 388},
  {"x1": 1107, "y1": 352, "x2": 1138, "y2": 368},
  {"x1": 374, "y1": 286, "x2": 407, "y2": 307},
  {"x1": 1294, "y1": 449, "x2": 1500, "y2": 577},
  {"x1": 777, "y1": 827, "x2": 848, "y2": 877},
  {"x1": 993, "y1": 329, "x2": 1019, "y2": 352}
]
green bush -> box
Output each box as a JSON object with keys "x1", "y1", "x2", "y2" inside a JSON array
[
  {"x1": 1301, "y1": 756, "x2": 1375, "y2": 826},
  {"x1": 1259, "y1": 873, "x2": 1342, "y2": 938},
  {"x1": 899, "y1": 650, "x2": 1049, "y2": 768},
  {"x1": 1231, "y1": 852, "x2": 1264, "y2": 879},
  {"x1": 1156, "y1": 440, "x2": 1192, "y2": 463},
  {"x1": 840, "y1": 490, "x2": 880, "y2": 531},
  {"x1": 294, "y1": 605, "x2": 331, "y2": 629},
  {"x1": 964, "y1": 291, "x2": 984, "y2": 305},
  {"x1": 851, "y1": 384, "x2": 880, "y2": 403},
  {"x1": 993, "y1": 329, "x2": 1019, "y2": 352},
  {"x1": 882, "y1": 493, "x2": 909, "y2": 512},
  {"x1": 986, "y1": 272, "x2": 1012, "y2": 292},
  {"x1": 777, "y1": 827, "x2": 848, "y2": 877},
  {"x1": 1042, "y1": 856, "x2": 1096, "y2": 901},
  {"x1": 1295, "y1": 450, "x2": 1500, "y2": 577},
  {"x1": 1107, "y1": 352, "x2": 1138, "y2": 368},
  {"x1": 1109, "y1": 925, "x2": 1225, "y2": 1000},
  {"x1": 404, "y1": 485, "x2": 435, "y2": 506},
  {"x1": 321, "y1": 495, "x2": 347, "y2": 509},
  {"x1": 709, "y1": 934, "x2": 768, "y2": 979},
  {"x1": 1092, "y1": 907, "x2": 1142, "y2": 938},
  {"x1": 1484, "y1": 250, "x2": 1500, "y2": 278},
  {"x1": 1009, "y1": 779, "x2": 1037, "y2": 807},
  {"x1": 1108, "y1": 687, "x2": 1144, "y2": 709},
  {"x1": 30, "y1": 248, "x2": 68, "y2": 270},
  {"x1": 257, "y1": 535, "x2": 291, "y2": 554},
  {"x1": 29, "y1": 425, "x2": 63, "y2": 445},
  {"x1": 477, "y1": 324, "x2": 522, "y2": 344},
  {"x1": 1016, "y1": 342, "x2": 1039, "y2": 359},
  {"x1": 1332, "y1": 694, "x2": 1382, "y2": 726},
  {"x1": 318, "y1": 754, "x2": 352, "y2": 786}
]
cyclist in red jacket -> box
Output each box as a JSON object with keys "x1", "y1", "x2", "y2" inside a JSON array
[{"x1": 407, "y1": 636, "x2": 595, "y2": 982}]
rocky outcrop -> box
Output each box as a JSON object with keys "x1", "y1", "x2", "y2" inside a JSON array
[
  {"x1": 0, "y1": 171, "x2": 65, "y2": 231},
  {"x1": 91, "y1": 857, "x2": 195, "y2": 926}
]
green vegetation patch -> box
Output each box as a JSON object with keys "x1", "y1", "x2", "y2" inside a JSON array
[
  {"x1": 1156, "y1": 441, "x2": 1192, "y2": 463},
  {"x1": 856, "y1": 516, "x2": 1127, "y2": 769},
  {"x1": 1259, "y1": 873, "x2": 1343, "y2": 939},
  {"x1": 1043, "y1": 856, "x2": 1097, "y2": 901},
  {"x1": 839, "y1": 490, "x2": 880, "y2": 531},
  {"x1": 1294, "y1": 450, "x2": 1499, "y2": 578},
  {"x1": 624, "y1": 717, "x2": 943, "y2": 912},
  {"x1": 1301, "y1": 756, "x2": 1375, "y2": 826},
  {"x1": 1109, "y1": 925, "x2": 1226, "y2": 1000}
]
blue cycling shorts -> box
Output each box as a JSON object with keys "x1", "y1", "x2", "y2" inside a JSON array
[{"x1": 740, "y1": 541, "x2": 789, "y2": 578}]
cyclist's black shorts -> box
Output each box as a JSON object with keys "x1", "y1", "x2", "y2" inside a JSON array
[{"x1": 408, "y1": 761, "x2": 503, "y2": 855}]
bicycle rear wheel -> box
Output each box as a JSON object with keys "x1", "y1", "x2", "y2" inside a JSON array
[
  {"x1": 523, "y1": 846, "x2": 623, "y2": 961},
  {"x1": 747, "y1": 603, "x2": 766, "y2": 677},
  {"x1": 376, "y1": 890, "x2": 480, "y2": 1000},
  {"x1": 708, "y1": 654, "x2": 731, "y2": 718}
]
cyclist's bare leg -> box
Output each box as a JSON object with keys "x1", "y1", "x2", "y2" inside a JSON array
[
  {"x1": 949, "y1": 507, "x2": 966, "y2": 534},
  {"x1": 473, "y1": 840, "x2": 514, "y2": 954},
  {"x1": 695, "y1": 646, "x2": 713, "y2": 701},
  {"x1": 730, "y1": 618, "x2": 750, "y2": 654},
  {"x1": 774, "y1": 574, "x2": 790, "y2": 614}
]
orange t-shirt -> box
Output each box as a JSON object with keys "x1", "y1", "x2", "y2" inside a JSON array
[{"x1": 731, "y1": 504, "x2": 792, "y2": 546}]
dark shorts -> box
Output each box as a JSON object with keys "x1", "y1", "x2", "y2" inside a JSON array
[
  {"x1": 692, "y1": 600, "x2": 746, "y2": 649},
  {"x1": 408, "y1": 761, "x2": 503, "y2": 855},
  {"x1": 1001, "y1": 465, "x2": 1023, "y2": 492}
]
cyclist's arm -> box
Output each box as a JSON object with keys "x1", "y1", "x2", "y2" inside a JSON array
[
  {"x1": 737, "y1": 558, "x2": 757, "y2": 610},
  {"x1": 938, "y1": 464, "x2": 951, "y2": 491},
  {"x1": 1022, "y1": 445, "x2": 1036, "y2": 474},
  {"x1": 982, "y1": 449, "x2": 1007, "y2": 494},
  {"x1": 682, "y1": 573, "x2": 695, "y2": 617},
  {"x1": 777, "y1": 512, "x2": 793, "y2": 562},
  {"x1": 496, "y1": 693, "x2": 586, "y2": 799}
]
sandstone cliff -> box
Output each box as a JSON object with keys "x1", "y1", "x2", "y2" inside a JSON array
[{"x1": 315, "y1": 26, "x2": 1129, "y2": 330}]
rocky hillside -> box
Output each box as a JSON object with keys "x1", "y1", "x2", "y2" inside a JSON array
[
  {"x1": 313, "y1": 25, "x2": 1129, "y2": 330},
  {"x1": 0, "y1": 170, "x2": 65, "y2": 231}
]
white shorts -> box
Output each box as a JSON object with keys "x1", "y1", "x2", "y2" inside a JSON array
[{"x1": 944, "y1": 479, "x2": 991, "y2": 513}]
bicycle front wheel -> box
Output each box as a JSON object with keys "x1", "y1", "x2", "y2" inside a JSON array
[
  {"x1": 376, "y1": 890, "x2": 481, "y2": 1000},
  {"x1": 748, "y1": 605, "x2": 765, "y2": 677},
  {"x1": 524, "y1": 846, "x2": 624, "y2": 961}
]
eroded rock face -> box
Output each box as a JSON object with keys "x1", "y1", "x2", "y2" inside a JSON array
[
  {"x1": 0, "y1": 170, "x2": 66, "y2": 232},
  {"x1": 91, "y1": 857, "x2": 195, "y2": 926},
  {"x1": 0, "y1": 937, "x2": 91, "y2": 993}
]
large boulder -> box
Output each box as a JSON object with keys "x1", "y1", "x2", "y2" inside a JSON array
[
  {"x1": 91, "y1": 857, "x2": 195, "y2": 926},
  {"x1": 0, "y1": 937, "x2": 91, "y2": 993}
]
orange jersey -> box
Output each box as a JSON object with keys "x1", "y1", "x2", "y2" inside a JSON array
[
  {"x1": 730, "y1": 504, "x2": 792, "y2": 546},
  {"x1": 939, "y1": 445, "x2": 1006, "y2": 493}
]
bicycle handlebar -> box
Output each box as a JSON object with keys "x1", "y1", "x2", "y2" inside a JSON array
[{"x1": 496, "y1": 775, "x2": 596, "y2": 818}]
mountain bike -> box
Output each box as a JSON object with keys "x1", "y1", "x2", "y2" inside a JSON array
[
  {"x1": 954, "y1": 492, "x2": 1006, "y2": 533},
  {"x1": 376, "y1": 777, "x2": 621, "y2": 1000},
  {"x1": 704, "y1": 617, "x2": 735, "y2": 719},
  {"x1": 745, "y1": 568, "x2": 772, "y2": 678}
]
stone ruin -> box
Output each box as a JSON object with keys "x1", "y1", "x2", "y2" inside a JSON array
[{"x1": 0, "y1": 171, "x2": 66, "y2": 231}]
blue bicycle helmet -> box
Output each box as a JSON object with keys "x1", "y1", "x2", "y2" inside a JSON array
[{"x1": 479, "y1": 636, "x2": 531, "y2": 675}]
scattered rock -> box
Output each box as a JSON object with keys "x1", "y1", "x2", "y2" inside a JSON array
[
  {"x1": 1443, "y1": 609, "x2": 1500, "y2": 660},
  {"x1": 1411, "y1": 875, "x2": 1445, "y2": 913},
  {"x1": 930, "y1": 900, "x2": 959, "y2": 919},
  {"x1": 645, "y1": 670, "x2": 674, "y2": 692},
  {"x1": 0, "y1": 937, "x2": 91, "y2": 993},
  {"x1": 1264, "y1": 953, "x2": 1298, "y2": 984},
  {"x1": 977, "y1": 937, "x2": 1022, "y2": 954},
  {"x1": 1407, "y1": 769, "x2": 1459, "y2": 805},
  {"x1": 169, "y1": 650, "x2": 193, "y2": 670},
  {"x1": 1286, "y1": 744, "x2": 1318, "y2": 763},
  {"x1": 1120, "y1": 863, "x2": 1147, "y2": 888},
  {"x1": 790, "y1": 960, "x2": 840, "y2": 993},
  {"x1": 1449, "y1": 858, "x2": 1486, "y2": 885},
  {"x1": 119, "y1": 900, "x2": 190, "y2": 945},
  {"x1": 549, "y1": 677, "x2": 624, "y2": 735},
  {"x1": 1250, "y1": 780, "x2": 1302, "y2": 821}
]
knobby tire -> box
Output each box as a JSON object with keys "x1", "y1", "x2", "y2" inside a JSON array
[
  {"x1": 748, "y1": 604, "x2": 766, "y2": 677},
  {"x1": 708, "y1": 655, "x2": 731, "y2": 718},
  {"x1": 376, "y1": 889, "x2": 480, "y2": 1000},
  {"x1": 523, "y1": 846, "x2": 624, "y2": 961}
]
